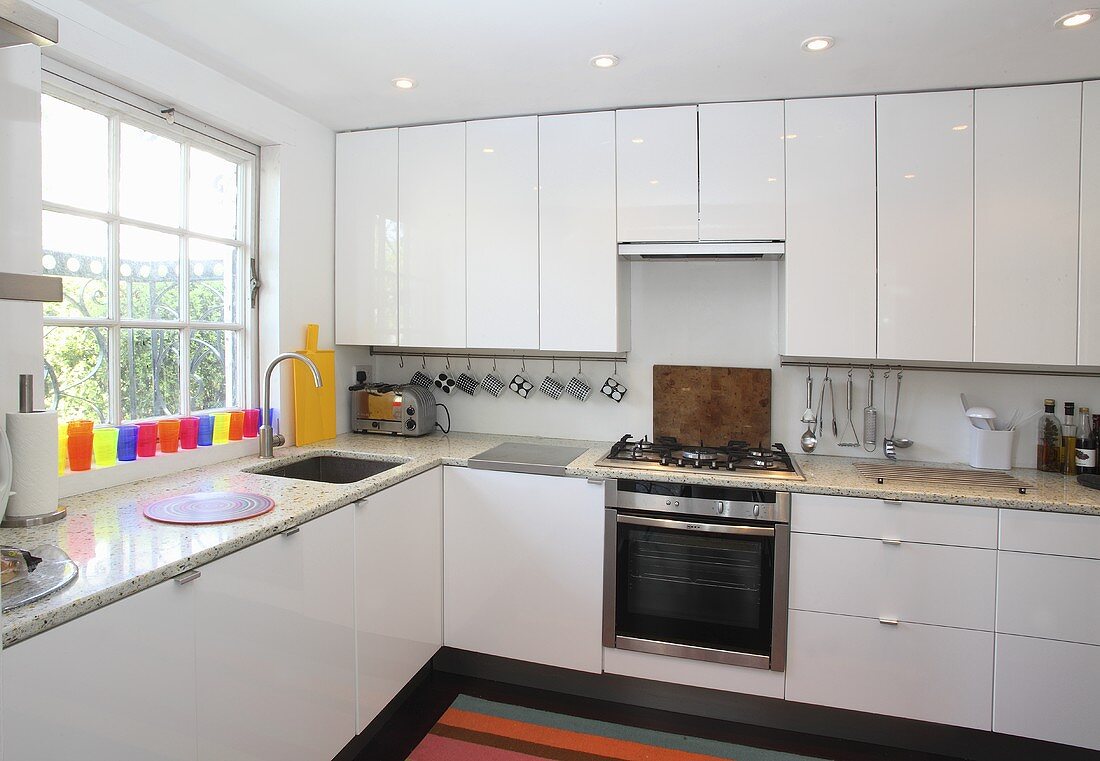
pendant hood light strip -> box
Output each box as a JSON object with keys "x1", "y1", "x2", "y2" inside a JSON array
[{"x1": 617, "y1": 241, "x2": 785, "y2": 261}]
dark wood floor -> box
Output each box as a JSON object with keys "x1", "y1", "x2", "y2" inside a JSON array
[{"x1": 354, "y1": 671, "x2": 964, "y2": 761}]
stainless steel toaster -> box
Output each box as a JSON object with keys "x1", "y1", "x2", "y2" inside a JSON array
[{"x1": 350, "y1": 383, "x2": 437, "y2": 436}]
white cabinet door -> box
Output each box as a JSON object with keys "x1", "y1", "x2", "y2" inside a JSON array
[
  {"x1": 355, "y1": 468, "x2": 442, "y2": 730},
  {"x1": 539, "y1": 111, "x2": 629, "y2": 352},
  {"x1": 877, "y1": 91, "x2": 974, "y2": 362},
  {"x1": 994, "y1": 634, "x2": 1100, "y2": 751},
  {"x1": 1080, "y1": 81, "x2": 1100, "y2": 365},
  {"x1": 466, "y1": 117, "x2": 539, "y2": 349},
  {"x1": 196, "y1": 509, "x2": 356, "y2": 761},
  {"x1": 997, "y1": 551, "x2": 1100, "y2": 645},
  {"x1": 443, "y1": 467, "x2": 605, "y2": 673},
  {"x1": 335, "y1": 129, "x2": 399, "y2": 346},
  {"x1": 790, "y1": 533, "x2": 996, "y2": 630},
  {"x1": 616, "y1": 106, "x2": 699, "y2": 242},
  {"x1": 974, "y1": 84, "x2": 1082, "y2": 365},
  {"x1": 786, "y1": 609, "x2": 994, "y2": 730},
  {"x1": 698, "y1": 100, "x2": 785, "y2": 241},
  {"x1": 3, "y1": 578, "x2": 197, "y2": 761},
  {"x1": 783, "y1": 96, "x2": 877, "y2": 359},
  {"x1": 398, "y1": 122, "x2": 466, "y2": 348},
  {"x1": 999, "y1": 508, "x2": 1100, "y2": 559}
]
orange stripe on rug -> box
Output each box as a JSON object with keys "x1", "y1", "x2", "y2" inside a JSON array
[{"x1": 436, "y1": 706, "x2": 731, "y2": 761}]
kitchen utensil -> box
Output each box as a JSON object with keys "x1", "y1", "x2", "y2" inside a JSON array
[
  {"x1": 960, "y1": 393, "x2": 970, "y2": 415},
  {"x1": 510, "y1": 358, "x2": 534, "y2": 399},
  {"x1": 838, "y1": 369, "x2": 861, "y2": 447},
  {"x1": 243, "y1": 408, "x2": 260, "y2": 438},
  {"x1": 117, "y1": 424, "x2": 139, "y2": 460},
  {"x1": 863, "y1": 368, "x2": 878, "y2": 452},
  {"x1": 481, "y1": 358, "x2": 506, "y2": 397},
  {"x1": 409, "y1": 369, "x2": 433, "y2": 389},
  {"x1": 566, "y1": 361, "x2": 593, "y2": 402},
  {"x1": 158, "y1": 418, "x2": 180, "y2": 452},
  {"x1": 92, "y1": 426, "x2": 119, "y2": 467},
  {"x1": 67, "y1": 426, "x2": 93, "y2": 470},
  {"x1": 828, "y1": 372, "x2": 838, "y2": 437},
  {"x1": 1002, "y1": 408, "x2": 1020, "y2": 432},
  {"x1": 143, "y1": 491, "x2": 275, "y2": 525},
  {"x1": 179, "y1": 417, "x2": 199, "y2": 449},
  {"x1": 540, "y1": 358, "x2": 565, "y2": 399},
  {"x1": 292, "y1": 323, "x2": 336, "y2": 446},
  {"x1": 0, "y1": 545, "x2": 78, "y2": 613},
  {"x1": 212, "y1": 412, "x2": 230, "y2": 444},
  {"x1": 456, "y1": 357, "x2": 480, "y2": 396},
  {"x1": 884, "y1": 370, "x2": 914, "y2": 458},
  {"x1": 814, "y1": 366, "x2": 828, "y2": 438},
  {"x1": 601, "y1": 362, "x2": 629, "y2": 404},
  {"x1": 1010, "y1": 410, "x2": 1042, "y2": 431},
  {"x1": 228, "y1": 411, "x2": 244, "y2": 440},
  {"x1": 801, "y1": 367, "x2": 816, "y2": 424},
  {"x1": 433, "y1": 371, "x2": 457, "y2": 394},
  {"x1": 196, "y1": 414, "x2": 214, "y2": 446},
  {"x1": 800, "y1": 422, "x2": 818, "y2": 452},
  {"x1": 966, "y1": 406, "x2": 997, "y2": 430},
  {"x1": 969, "y1": 426, "x2": 1014, "y2": 470},
  {"x1": 652, "y1": 365, "x2": 770, "y2": 444}
]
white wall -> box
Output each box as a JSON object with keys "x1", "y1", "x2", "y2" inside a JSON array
[
  {"x1": 370, "y1": 261, "x2": 1095, "y2": 467},
  {"x1": 0, "y1": 45, "x2": 44, "y2": 421},
  {"x1": 23, "y1": 0, "x2": 338, "y2": 440}
]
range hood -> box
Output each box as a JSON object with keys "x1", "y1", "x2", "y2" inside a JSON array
[
  {"x1": 0, "y1": 0, "x2": 58, "y2": 48},
  {"x1": 617, "y1": 241, "x2": 785, "y2": 261}
]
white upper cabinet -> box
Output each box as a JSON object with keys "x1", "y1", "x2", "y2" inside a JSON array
[
  {"x1": 335, "y1": 129, "x2": 399, "y2": 346},
  {"x1": 539, "y1": 111, "x2": 629, "y2": 352},
  {"x1": 698, "y1": 100, "x2": 785, "y2": 241},
  {"x1": 466, "y1": 117, "x2": 539, "y2": 349},
  {"x1": 876, "y1": 91, "x2": 975, "y2": 362},
  {"x1": 974, "y1": 84, "x2": 1082, "y2": 365},
  {"x1": 616, "y1": 106, "x2": 699, "y2": 241},
  {"x1": 398, "y1": 122, "x2": 466, "y2": 348},
  {"x1": 783, "y1": 96, "x2": 878, "y2": 359},
  {"x1": 1079, "y1": 81, "x2": 1100, "y2": 365}
]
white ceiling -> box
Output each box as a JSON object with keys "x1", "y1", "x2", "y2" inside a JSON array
[{"x1": 79, "y1": 0, "x2": 1100, "y2": 131}]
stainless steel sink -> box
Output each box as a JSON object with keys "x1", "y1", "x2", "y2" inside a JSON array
[{"x1": 251, "y1": 455, "x2": 400, "y2": 484}]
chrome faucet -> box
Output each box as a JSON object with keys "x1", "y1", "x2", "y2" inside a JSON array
[{"x1": 259, "y1": 352, "x2": 322, "y2": 458}]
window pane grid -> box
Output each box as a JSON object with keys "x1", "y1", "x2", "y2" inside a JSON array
[{"x1": 42, "y1": 89, "x2": 254, "y2": 425}]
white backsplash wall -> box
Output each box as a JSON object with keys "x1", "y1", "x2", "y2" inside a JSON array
[{"x1": 368, "y1": 261, "x2": 1099, "y2": 467}]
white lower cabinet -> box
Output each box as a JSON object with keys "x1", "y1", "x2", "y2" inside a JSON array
[
  {"x1": 443, "y1": 467, "x2": 605, "y2": 673},
  {"x1": 354, "y1": 469, "x2": 443, "y2": 730},
  {"x1": 195, "y1": 508, "x2": 357, "y2": 761},
  {"x1": 994, "y1": 634, "x2": 1100, "y2": 751},
  {"x1": 786, "y1": 610, "x2": 994, "y2": 729},
  {"x1": 602, "y1": 647, "x2": 785, "y2": 699},
  {"x1": 3, "y1": 577, "x2": 198, "y2": 761}
]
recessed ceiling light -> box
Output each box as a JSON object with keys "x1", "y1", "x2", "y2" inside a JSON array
[
  {"x1": 1055, "y1": 9, "x2": 1097, "y2": 27},
  {"x1": 590, "y1": 54, "x2": 620, "y2": 68},
  {"x1": 649, "y1": 179, "x2": 659, "y2": 185},
  {"x1": 767, "y1": 177, "x2": 778, "y2": 183},
  {"x1": 631, "y1": 137, "x2": 644, "y2": 144},
  {"x1": 784, "y1": 133, "x2": 798, "y2": 140},
  {"x1": 903, "y1": 173, "x2": 916, "y2": 179},
  {"x1": 482, "y1": 147, "x2": 494, "y2": 154},
  {"x1": 391, "y1": 77, "x2": 417, "y2": 90},
  {"x1": 952, "y1": 124, "x2": 969, "y2": 131},
  {"x1": 801, "y1": 36, "x2": 835, "y2": 52}
]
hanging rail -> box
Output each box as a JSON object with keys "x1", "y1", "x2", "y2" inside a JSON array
[
  {"x1": 369, "y1": 347, "x2": 628, "y2": 364},
  {"x1": 781, "y1": 355, "x2": 1100, "y2": 379}
]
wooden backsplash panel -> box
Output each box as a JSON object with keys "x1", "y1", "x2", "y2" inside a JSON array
[{"x1": 652, "y1": 365, "x2": 772, "y2": 445}]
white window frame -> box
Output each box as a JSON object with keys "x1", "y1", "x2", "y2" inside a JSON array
[{"x1": 40, "y1": 65, "x2": 261, "y2": 424}]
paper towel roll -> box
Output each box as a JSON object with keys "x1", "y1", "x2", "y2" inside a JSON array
[{"x1": 6, "y1": 410, "x2": 59, "y2": 519}]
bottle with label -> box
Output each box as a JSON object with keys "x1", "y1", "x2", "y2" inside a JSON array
[
  {"x1": 1076, "y1": 407, "x2": 1097, "y2": 475},
  {"x1": 1037, "y1": 399, "x2": 1062, "y2": 473},
  {"x1": 1063, "y1": 401, "x2": 1078, "y2": 476}
]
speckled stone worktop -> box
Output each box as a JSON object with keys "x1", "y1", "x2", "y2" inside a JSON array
[{"x1": 3, "y1": 431, "x2": 1098, "y2": 647}]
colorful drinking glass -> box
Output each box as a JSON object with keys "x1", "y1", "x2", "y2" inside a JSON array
[
  {"x1": 179, "y1": 417, "x2": 199, "y2": 450},
  {"x1": 67, "y1": 428, "x2": 93, "y2": 471},
  {"x1": 117, "y1": 424, "x2": 139, "y2": 461},
  {"x1": 243, "y1": 408, "x2": 260, "y2": 438},
  {"x1": 58, "y1": 423, "x2": 68, "y2": 474},
  {"x1": 136, "y1": 422, "x2": 158, "y2": 457},
  {"x1": 196, "y1": 414, "x2": 214, "y2": 446},
  {"x1": 67, "y1": 419, "x2": 94, "y2": 436},
  {"x1": 212, "y1": 412, "x2": 230, "y2": 445},
  {"x1": 228, "y1": 411, "x2": 244, "y2": 441},
  {"x1": 92, "y1": 426, "x2": 119, "y2": 468},
  {"x1": 157, "y1": 419, "x2": 181, "y2": 453}
]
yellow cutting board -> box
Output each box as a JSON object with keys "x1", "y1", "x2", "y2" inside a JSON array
[{"x1": 292, "y1": 323, "x2": 336, "y2": 446}]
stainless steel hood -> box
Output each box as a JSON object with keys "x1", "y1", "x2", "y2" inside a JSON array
[
  {"x1": 0, "y1": 0, "x2": 58, "y2": 48},
  {"x1": 618, "y1": 241, "x2": 785, "y2": 261}
]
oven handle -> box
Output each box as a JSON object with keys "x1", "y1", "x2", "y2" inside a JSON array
[{"x1": 615, "y1": 513, "x2": 776, "y2": 537}]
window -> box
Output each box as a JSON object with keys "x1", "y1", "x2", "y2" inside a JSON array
[{"x1": 40, "y1": 81, "x2": 257, "y2": 424}]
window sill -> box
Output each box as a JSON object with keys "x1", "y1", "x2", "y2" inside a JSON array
[{"x1": 59, "y1": 439, "x2": 257, "y2": 499}]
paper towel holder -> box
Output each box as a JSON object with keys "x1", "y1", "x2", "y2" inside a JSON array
[{"x1": 0, "y1": 374, "x2": 66, "y2": 528}]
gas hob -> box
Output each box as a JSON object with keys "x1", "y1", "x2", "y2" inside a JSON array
[{"x1": 594, "y1": 435, "x2": 805, "y2": 481}]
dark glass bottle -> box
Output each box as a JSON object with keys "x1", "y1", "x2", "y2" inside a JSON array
[
  {"x1": 1063, "y1": 402, "x2": 1078, "y2": 476},
  {"x1": 1037, "y1": 399, "x2": 1062, "y2": 473},
  {"x1": 1076, "y1": 407, "x2": 1097, "y2": 475}
]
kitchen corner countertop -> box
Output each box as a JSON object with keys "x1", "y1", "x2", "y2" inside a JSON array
[{"x1": 3, "y1": 431, "x2": 1099, "y2": 647}]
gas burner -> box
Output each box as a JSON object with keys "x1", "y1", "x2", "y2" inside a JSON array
[
  {"x1": 680, "y1": 446, "x2": 719, "y2": 462},
  {"x1": 596, "y1": 436, "x2": 804, "y2": 481}
]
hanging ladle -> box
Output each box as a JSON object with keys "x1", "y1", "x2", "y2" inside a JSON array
[{"x1": 800, "y1": 366, "x2": 818, "y2": 452}]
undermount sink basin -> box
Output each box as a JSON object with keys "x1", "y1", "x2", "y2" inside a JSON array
[{"x1": 252, "y1": 455, "x2": 400, "y2": 484}]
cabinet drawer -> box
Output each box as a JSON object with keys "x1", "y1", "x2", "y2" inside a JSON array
[
  {"x1": 995, "y1": 634, "x2": 1100, "y2": 751},
  {"x1": 1000, "y1": 509, "x2": 1100, "y2": 559},
  {"x1": 792, "y1": 494, "x2": 997, "y2": 548},
  {"x1": 790, "y1": 533, "x2": 996, "y2": 630},
  {"x1": 786, "y1": 610, "x2": 993, "y2": 730},
  {"x1": 997, "y1": 551, "x2": 1100, "y2": 645}
]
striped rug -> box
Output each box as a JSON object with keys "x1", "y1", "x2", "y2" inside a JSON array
[{"x1": 407, "y1": 695, "x2": 827, "y2": 760}]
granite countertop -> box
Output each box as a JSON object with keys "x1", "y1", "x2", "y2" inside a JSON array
[{"x1": 3, "y1": 431, "x2": 1098, "y2": 647}]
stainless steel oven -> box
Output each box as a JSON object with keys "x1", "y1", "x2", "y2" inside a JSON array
[{"x1": 603, "y1": 479, "x2": 790, "y2": 671}]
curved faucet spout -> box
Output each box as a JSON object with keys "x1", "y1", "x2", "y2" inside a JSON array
[{"x1": 258, "y1": 352, "x2": 323, "y2": 458}]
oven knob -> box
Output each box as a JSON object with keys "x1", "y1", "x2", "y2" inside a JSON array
[
  {"x1": 405, "y1": 420, "x2": 417, "y2": 431},
  {"x1": 753, "y1": 504, "x2": 760, "y2": 517},
  {"x1": 406, "y1": 406, "x2": 416, "y2": 416}
]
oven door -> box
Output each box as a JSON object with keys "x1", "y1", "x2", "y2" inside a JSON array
[{"x1": 603, "y1": 511, "x2": 789, "y2": 671}]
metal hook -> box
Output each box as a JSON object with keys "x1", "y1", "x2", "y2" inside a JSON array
[
  {"x1": 578, "y1": 358, "x2": 583, "y2": 374},
  {"x1": 421, "y1": 355, "x2": 426, "y2": 370},
  {"x1": 521, "y1": 356, "x2": 527, "y2": 373},
  {"x1": 848, "y1": 367, "x2": 853, "y2": 379},
  {"x1": 551, "y1": 356, "x2": 556, "y2": 373},
  {"x1": 445, "y1": 355, "x2": 451, "y2": 371},
  {"x1": 399, "y1": 355, "x2": 404, "y2": 369},
  {"x1": 492, "y1": 356, "x2": 498, "y2": 372},
  {"x1": 613, "y1": 360, "x2": 619, "y2": 376},
  {"x1": 467, "y1": 355, "x2": 472, "y2": 371}
]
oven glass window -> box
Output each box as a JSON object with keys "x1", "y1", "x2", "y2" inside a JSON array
[{"x1": 615, "y1": 520, "x2": 774, "y2": 655}]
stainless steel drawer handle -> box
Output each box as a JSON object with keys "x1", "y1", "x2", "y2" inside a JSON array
[
  {"x1": 282, "y1": 526, "x2": 300, "y2": 537},
  {"x1": 175, "y1": 570, "x2": 201, "y2": 585},
  {"x1": 586, "y1": 478, "x2": 604, "y2": 485},
  {"x1": 881, "y1": 538, "x2": 902, "y2": 545},
  {"x1": 882, "y1": 500, "x2": 903, "y2": 506},
  {"x1": 879, "y1": 617, "x2": 899, "y2": 625}
]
